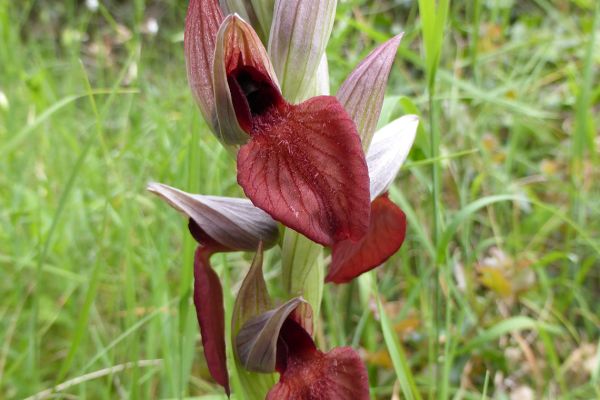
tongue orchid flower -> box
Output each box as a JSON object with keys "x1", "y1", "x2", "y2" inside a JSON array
[
  {"x1": 147, "y1": 183, "x2": 279, "y2": 394},
  {"x1": 234, "y1": 247, "x2": 371, "y2": 399},
  {"x1": 187, "y1": 0, "x2": 372, "y2": 247}
]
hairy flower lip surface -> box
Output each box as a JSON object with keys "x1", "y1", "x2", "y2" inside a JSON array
[
  {"x1": 147, "y1": 182, "x2": 279, "y2": 251},
  {"x1": 236, "y1": 95, "x2": 371, "y2": 246},
  {"x1": 227, "y1": 65, "x2": 285, "y2": 131}
]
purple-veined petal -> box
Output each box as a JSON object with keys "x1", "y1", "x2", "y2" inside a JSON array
[
  {"x1": 268, "y1": 0, "x2": 336, "y2": 102},
  {"x1": 147, "y1": 182, "x2": 279, "y2": 250},
  {"x1": 337, "y1": 34, "x2": 403, "y2": 151},
  {"x1": 193, "y1": 246, "x2": 229, "y2": 395},
  {"x1": 367, "y1": 115, "x2": 418, "y2": 199},
  {"x1": 184, "y1": 0, "x2": 224, "y2": 134},
  {"x1": 235, "y1": 297, "x2": 312, "y2": 373},
  {"x1": 213, "y1": 14, "x2": 281, "y2": 145}
]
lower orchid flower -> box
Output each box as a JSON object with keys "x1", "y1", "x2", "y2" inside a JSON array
[
  {"x1": 147, "y1": 183, "x2": 279, "y2": 394},
  {"x1": 234, "y1": 247, "x2": 370, "y2": 399}
]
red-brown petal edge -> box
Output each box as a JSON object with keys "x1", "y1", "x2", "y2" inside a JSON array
[
  {"x1": 193, "y1": 246, "x2": 230, "y2": 395},
  {"x1": 237, "y1": 96, "x2": 371, "y2": 246},
  {"x1": 326, "y1": 194, "x2": 407, "y2": 284},
  {"x1": 266, "y1": 319, "x2": 370, "y2": 400},
  {"x1": 185, "y1": 0, "x2": 224, "y2": 132}
]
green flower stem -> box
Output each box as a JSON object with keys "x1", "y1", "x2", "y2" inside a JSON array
[{"x1": 280, "y1": 229, "x2": 324, "y2": 323}]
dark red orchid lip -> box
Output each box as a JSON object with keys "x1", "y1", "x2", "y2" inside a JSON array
[{"x1": 267, "y1": 318, "x2": 370, "y2": 400}]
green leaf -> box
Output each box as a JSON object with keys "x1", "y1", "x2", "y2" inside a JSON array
[
  {"x1": 459, "y1": 317, "x2": 563, "y2": 354},
  {"x1": 417, "y1": 0, "x2": 450, "y2": 90},
  {"x1": 372, "y1": 274, "x2": 422, "y2": 400}
]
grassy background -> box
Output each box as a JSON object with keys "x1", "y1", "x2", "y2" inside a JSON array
[{"x1": 1, "y1": 0, "x2": 599, "y2": 399}]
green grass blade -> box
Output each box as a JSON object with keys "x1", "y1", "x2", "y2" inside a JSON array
[{"x1": 371, "y1": 274, "x2": 421, "y2": 400}]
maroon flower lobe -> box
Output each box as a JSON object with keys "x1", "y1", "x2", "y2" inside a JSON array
[
  {"x1": 326, "y1": 194, "x2": 407, "y2": 283},
  {"x1": 193, "y1": 245, "x2": 230, "y2": 395},
  {"x1": 266, "y1": 318, "x2": 370, "y2": 400}
]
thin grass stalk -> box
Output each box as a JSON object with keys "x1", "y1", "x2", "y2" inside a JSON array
[
  {"x1": 571, "y1": 2, "x2": 598, "y2": 225},
  {"x1": 417, "y1": 0, "x2": 450, "y2": 397},
  {"x1": 177, "y1": 126, "x2": 202, "y2": 396}
]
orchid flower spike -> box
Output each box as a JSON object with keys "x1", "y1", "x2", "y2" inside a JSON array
[
  {"x1": 233, "y1": 247, "x2": 370, "y2": 399},
  {"x1": 148, "y1": 0, "x2": 419, "y2": 395}
]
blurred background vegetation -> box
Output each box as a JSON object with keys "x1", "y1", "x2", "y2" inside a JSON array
[{"x1": 0, "y1": 0, "x2": 598, "y2": 399}]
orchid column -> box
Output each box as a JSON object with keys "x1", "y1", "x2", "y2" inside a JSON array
[{"x1": 149, "y1": 0, "x2": 418, "y2": 398}]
